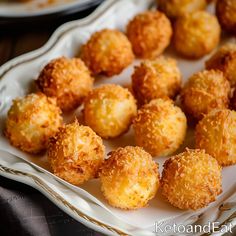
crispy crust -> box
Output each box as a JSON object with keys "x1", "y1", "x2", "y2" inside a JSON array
[
  {"x1": 161, "y1": 149, "x2": 222, "y2": 210},
  {"x1": 180, "y1": 70, "x2": 230, "y2": 120},
  {"x1": 5, "y1": 92, "x2": 63, "y2": 154},
  {"x1": 132, "y1": 57, "x2": 182, "y2": 106},
  {"x1": 196, "y1": 109, "x2": 236, "y2": 166},
  {"x1": 36, "y1": 57, "x2": 94, "y2": 112},
  {"x1": 83, "y1": 84, "x2": 137, "y2": 139},
  {"x1": 158, "y1": 0, "x2": 206, "y2": 19},
  {"x1": 216, "y1": 0, "x2": 236, "y2": 34},
  {"x1": 48, "y1": 120, "x2": 105, "y2": 185},
  {"x1": 99, "y1": 146, "x2": 159, "y2": 210},
  {"x1": 231, "y1": 89, "x2": 236, "y2": 110},
  {"x1": 126, "y1": 11, "x2": 172, "y2": 59},
  {"x1": 173, "y1": 11, "x2": 221, "y2": 59},
  {"x1": 80, "y1": 29, "x2": 134, "y2": 77},
  {"x1": 133, "y1": 98, "x2": 187, "y2": 156},
  {"x1": 205, "y1": 43, "x2": 236, "y2": 86}
]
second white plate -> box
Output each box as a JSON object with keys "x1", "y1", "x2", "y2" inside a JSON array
[{"x1": 0, "y1": 0, "x2": 103, "y2": 17}]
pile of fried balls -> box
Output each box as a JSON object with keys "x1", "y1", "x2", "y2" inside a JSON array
[{"x1": 4, "y1": 0, "x2": 236, "y2": 211}]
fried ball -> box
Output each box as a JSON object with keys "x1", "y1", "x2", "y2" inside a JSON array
[
  {"x1": 173, "y1": 11, "x2": 221, "y2": 59},
  {"x1": 5, "y1": 93, "x2": 62, "y2": 154},
  {"x1": 83, "y1": 84, "x2": 137, "y2": 139},
  {"x1": 100, "y1": 146, "x2": 159, "y2": 210},
  {"x1": 48, "y1": 120, "x2": 105, "y2": 185},
  {"x1": 231, "y1": 89, "x2": 236, "y2": 110},
  {"x1": 158, "y1": 0, "x2": 207, "y2": 19},
  {"x1": 126, "y1": 11, "x2": 172, "y2": 59},
  {"x1": 133, "y1": 98, "x2": 187, "y2": 157},
  {"x1": 36, "y1": 57, "x2": 93, "y2": 112},
  {"x1": 80, "y1": 29, "x2": 134, "y2": 77},
  {"x1": 196, "y1": 109, "x2": 236, "y2": 166},
  {"x1": 132, "y1": 57, "x2": 182, "y2": 105},
  {"x1": 216, "y1": 0, "x2": 236, "y2": 34},
  {"x1": 206, "y1": 43, "x2": 236, "y2": 86},
  {"x1": 180, "y1": 70, "x2": 230, "y2": 120},
  {"x1": 161, "y1": 149, "x2": 222, "y2": 210}
]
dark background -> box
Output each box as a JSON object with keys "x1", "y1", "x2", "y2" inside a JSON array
[{"x1": 0, "y1": 176, "x2": 102, "y2": 236}]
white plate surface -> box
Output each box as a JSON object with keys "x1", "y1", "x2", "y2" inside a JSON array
[
  {"x1": 0, "y1": 0, "x2": 235, "y2": 235},
  {"x1": 0, "y1": 0, "x2": 101, "y2": 17}
]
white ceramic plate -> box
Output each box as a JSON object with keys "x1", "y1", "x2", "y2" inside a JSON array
[
  {"x1": 0, "y1": 0, "x2": 235, "y2": 235},
  {"x1": 0, "y1": 0, "x2": 102, "y2": 17}
]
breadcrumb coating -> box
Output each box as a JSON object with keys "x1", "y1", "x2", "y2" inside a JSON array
[
  {"x1": 126, "y1": 11, "x2": 172, "y2": 59},
  {"x1": 161, "y1": 149, "x2": 222, "y2": 210},
  {"x1": 80, "y1": 29, "x2": 134, "y2": 77},
  {"x1": 48, "y1": 120, "x2": 105, "y2": 185},
  {"x1": 83, "y1": 84, "x2": 137, "y2": 139},
  {"x1": 158, "y1": 0, "x2": 206, "y2": 19},
  {"x1": 132, "y1": 57, "x2": 182, "y2": 105},
  {"x1": 5, "y1": 93, "x2": 62, "y2": 154},
  {"x1": 133, "y1": 98, "x2": 187, "y2": 157},
  {"x1": 206, "y1": 43, "x2": 236, "y2": 86},
  {"x1": 36, "y1": 57, "x2": 94, "y2": 112},
  {"x1": 181, "y1": 70, "x2": 230, "y2": 120},
  {"x1": 196, "y1": 109, "x2": 236, "y2": 166},
  {"x1": 231, "y1": 90, "x2": 236, "y2": 110},
  {"x1": 174, "y1": 11, "x2": 221, "y2": 59},
  {"x1": 100, "y1": 146, "x2": 159, "y2": 210},
  {"x1": 216, "y1": 0, "x2": 236, "y2": 34}
]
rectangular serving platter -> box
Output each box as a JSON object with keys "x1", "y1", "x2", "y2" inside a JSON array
[{"x1": 0, "y1": 0, "x2": 235, "y2": 235}]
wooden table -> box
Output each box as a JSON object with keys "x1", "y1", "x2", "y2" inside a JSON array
[{"x1": 0, "y1": 31, "x2": 52, "y2": 66}]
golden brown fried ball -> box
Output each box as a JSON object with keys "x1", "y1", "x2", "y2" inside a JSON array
[
  {"x1": 83, "y1": 84, "x2": 137, "y2": 139},
  {"x1": 216, "y1": 0, "x2": 236, "y2": 34},
  {"x1": 133, "y1": 98, "x2": 187, "y2": 157},
  {"x1": 180, "y1": 70, "x2": 230, "y2": 120},
  {"x1": 100, "y1": 146, "x2": 159, "y2": 210},
  {"x1": 231, "y1": 89, "x2": 236, "y2": 110},
  {"x1": 196, "y1": 109, "x2": 236, "y2": 166},
  {"x1": 126, "y1": 11, "x2": 172, "y2": 59},
  {"x1": 132, "y1": 57, "x2": 182, "y2": 105},
  {"x1": 173, "y1": 11, "x2": 221, "y2": 59},
  {"x1": 206, "y1": 43, "x2": 236, "y2": 86},
  {"x1": 158, "y1": 0, "x2": 207, "y2": 19},
  {"x1": 161, "y1": 149, "x2": 222, "y2": 210},
  {"x1": 80, "y1": 29, "x2": 134, "y2": 77},
  {"x1": 48, "y1": 120, "x2": 105, "y2": 185},
  {"x1": 36, "y1": 57, "x2": 93, "y2": 112},
  {"x1": 5, "y1": 93, "x2": 62, "y2": 154}
]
